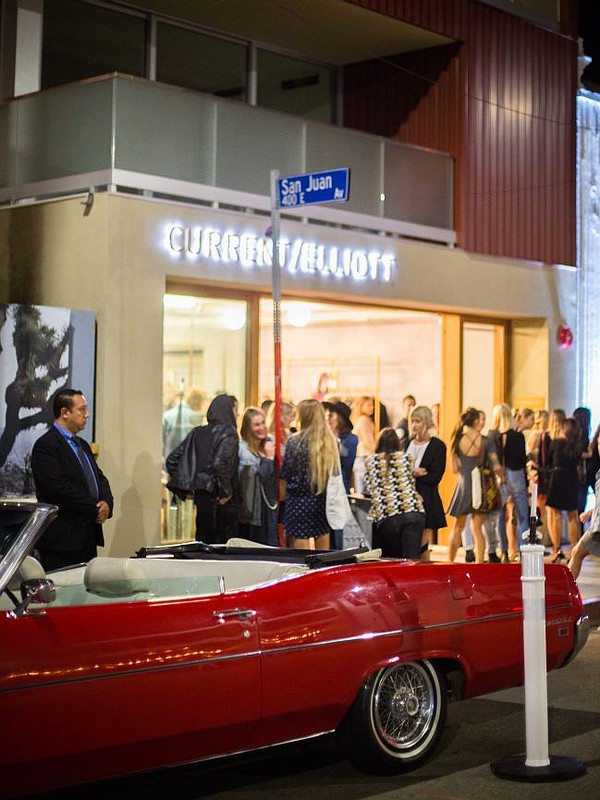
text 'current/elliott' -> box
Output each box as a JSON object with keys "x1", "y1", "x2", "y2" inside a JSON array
[{"x1": 166, "y1": 225, "x2": 395, "y2": 284}]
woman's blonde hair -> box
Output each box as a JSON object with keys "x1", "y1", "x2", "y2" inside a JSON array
[
  {"x1": 240, "y1": 407, "x2": 265, "y2": 456},
  {"x1": 491, "y1": 403, "x2": 514, "y2": 434},
  {"x1": 265, "y1": 401, "x2": 295, "y2": 435},
  {"x1": 410, "y1": 405, "x2": 433, "y2": 430},
  {"x1": 296, "y1": 399, "x2": 340, "y2": 494},
  {"x1": 350, "y1": 396, "x2": 373, "y2": 423},
  {"x1": 534, "y1": 409, "x2": 549, "y2": 430},
  {"x1": 549, "y1": 408, "x2": 566, "y2": 440}
]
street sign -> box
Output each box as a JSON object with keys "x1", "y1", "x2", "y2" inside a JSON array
[{"x1": 277, "y1": 167, "x2": 350, "y2": 208}]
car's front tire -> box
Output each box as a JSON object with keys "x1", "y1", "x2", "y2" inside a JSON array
[{"x1": 339, "y1": 659, "x2": 447, "y2": 773}]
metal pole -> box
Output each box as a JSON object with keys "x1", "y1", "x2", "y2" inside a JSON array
[{"x1": 270, "y1": 170, "x2": 285, "y2": 546}]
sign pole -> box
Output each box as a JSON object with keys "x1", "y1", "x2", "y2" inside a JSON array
[
  {"x1": 270, "y1": 169, "x2": 285, "y2": 546},
  {"x1": 268, "y1": 166, "x2": 350, "y2": 548}
]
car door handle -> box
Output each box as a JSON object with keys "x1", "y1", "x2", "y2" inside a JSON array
[{"x1": 213, "y1": 608, "x2": 256, "y2": 622}]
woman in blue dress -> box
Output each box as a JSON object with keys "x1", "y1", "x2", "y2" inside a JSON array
[{"x1": 280, "y1": 399, "x2": 340, "y2": 549}]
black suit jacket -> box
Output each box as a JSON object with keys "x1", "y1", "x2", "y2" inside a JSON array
[
  {"x1": 413, "y1": 436, "x2": 447, "y2": 530},
  {"x1": 31, "y1": 425, "x2": 114, "y2": 553}
]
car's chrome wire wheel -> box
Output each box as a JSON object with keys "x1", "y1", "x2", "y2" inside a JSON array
[{"x1": 370, "y1": 661, "x2": 439, "y2": 756}]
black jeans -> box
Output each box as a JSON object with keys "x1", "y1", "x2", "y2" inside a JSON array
[
  {"x1": 195, "y1": 493, "x2": 239, "y2": 544},
  {"x1": 372, "y1": 512, "x2": 425, "y2": 559}
]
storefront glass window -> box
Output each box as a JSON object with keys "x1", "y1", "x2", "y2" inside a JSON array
[
  {"x1": 156, "y1": 23, "x2": 248, "y2": 100},
  {"x1": 256, "y1": 49, "x2": 336, "y2": 123},
  {"x1": 258, "y1": 299, "x2": 441, "y2": 428},
  {"x1": 162, "y1": 293, "x2": 248, "y2": 541},
  {"x1": 42, "y1": 0, "x2": 147, "y2": 89}
]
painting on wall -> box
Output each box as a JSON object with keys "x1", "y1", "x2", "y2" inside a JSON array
[{"x1": 0, "y1": 304, "x2": 96, "y2": 497}]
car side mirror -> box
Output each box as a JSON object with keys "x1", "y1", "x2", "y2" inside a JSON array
[{"x1": 7, "y1": 578, "x2": 56, "y2": 618}]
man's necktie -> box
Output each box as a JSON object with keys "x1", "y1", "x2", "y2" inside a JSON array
[{"x1": 73, "y1": 437, "x2": 98, "y2": 499}]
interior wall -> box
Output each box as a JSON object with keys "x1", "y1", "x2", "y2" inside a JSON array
[
  {"x1": 259, "y1": 313, "x2": 442, "y2": 426},
  {"x1": 510, "y1": 318, "x2": 550, "y2": 411},
  {"x1": 462, "y1": 322, "x2": 496, "y2": 424}
]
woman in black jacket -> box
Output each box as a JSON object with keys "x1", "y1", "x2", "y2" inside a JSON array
[
  {"x1": 166, "y1": 393, "x2": 239, "y2": 543},
  {"x1": 406, "y1": 405, "x2": 446, "y2": 559}
]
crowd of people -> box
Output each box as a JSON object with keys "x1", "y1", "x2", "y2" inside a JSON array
[
  {"x1": 141, "y1": 388, "x2": 600, "y2": 573},
  {"x1": 30, "y1": 385, "x2": 600, "y2": 582},
  {"x1": 446, "y1": 403, "x2": 599, "y2": 568},
  {"x1": 161, "y1": 390, "x2": 448, "y2": 558}
]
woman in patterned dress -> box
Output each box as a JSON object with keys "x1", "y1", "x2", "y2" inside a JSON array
[
  {"x1": 364, "y1": 428, "x2": 425, "y2": 559},
  {"x1": 280, "y1": 399, "x2": 340, "y2": 549}
]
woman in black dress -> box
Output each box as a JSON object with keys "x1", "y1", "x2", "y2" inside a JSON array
[
  {"x1": 573, "y1": 406, "x2": 592, "y2": 516},
  {"x1": 546, "y1": 417, "x2": 584, "y2": 562},
  {"x1": 446, "y1": 408, "x2": 502, "y2": 563},
  {"x1": 406, "y1": 405, "x2": 446, "y2": 559}
]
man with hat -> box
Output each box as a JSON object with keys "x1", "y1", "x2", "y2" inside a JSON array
[{"x1": 324, "y1": 401, "x2": 358, "y2": 548}]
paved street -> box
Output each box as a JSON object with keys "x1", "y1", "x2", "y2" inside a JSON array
[{"x1": 36, "y1": 624, "x2": 600, "y2": 800}]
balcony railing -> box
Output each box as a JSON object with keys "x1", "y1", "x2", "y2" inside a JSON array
[{"x1": 0, "y1": 74, "x2": 455, "y2": 245}]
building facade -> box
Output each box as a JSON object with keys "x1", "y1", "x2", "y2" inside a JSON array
[{"x1": 0, "y1": 0, "x2": 583, "y2": 552}]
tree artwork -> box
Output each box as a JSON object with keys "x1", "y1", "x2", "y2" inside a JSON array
[{"x1": 0, "y1": 305, "x2": 72, "y2": 494}]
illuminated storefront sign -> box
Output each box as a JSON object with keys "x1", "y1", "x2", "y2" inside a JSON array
[{"x1": 165, "y1": 224, "x2": 396, "y2": 283}]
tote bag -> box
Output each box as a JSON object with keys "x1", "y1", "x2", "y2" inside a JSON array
[
  {"x1": 471, "y1": 466, "x2": 483, "y2": 510},
  {"x1": 326, "y1": 472, "x2": 353, "y2": 529}
]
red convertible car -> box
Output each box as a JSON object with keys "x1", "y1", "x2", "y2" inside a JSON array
[{"x1": 0, "y1": 500, "x2": 589, "y2": 797}]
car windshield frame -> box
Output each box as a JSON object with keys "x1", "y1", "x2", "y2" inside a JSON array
[{"x1": 0, "y1": 501, "x2": 57, "y2": 593}]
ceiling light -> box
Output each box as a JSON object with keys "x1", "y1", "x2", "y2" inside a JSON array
[
  {"x1": 163, "y1": 294, "x2": 198, "y2": 310},
  {"x1": 287, "y1": 304, "x2": 312, "y2": 327},
  {"x1": 220, "y1": 307, "x2": 247, "y2": 331}
]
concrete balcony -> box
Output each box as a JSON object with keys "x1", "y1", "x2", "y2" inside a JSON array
[{"x1": 0, "y1": 73, "x2": 454, "y2": 245}]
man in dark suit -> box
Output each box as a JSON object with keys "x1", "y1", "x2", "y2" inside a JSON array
[{"x1": 31, "y1": 388, "x2": 114, "y2": 570}]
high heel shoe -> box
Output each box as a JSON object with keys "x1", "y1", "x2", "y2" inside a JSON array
[{"x1": 551, "y1": 550, "x2": 566, "y2": 563}]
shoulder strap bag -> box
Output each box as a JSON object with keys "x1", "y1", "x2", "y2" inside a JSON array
[{"x1": 326, "y1": 472, "x2": 353, "y2": 529}]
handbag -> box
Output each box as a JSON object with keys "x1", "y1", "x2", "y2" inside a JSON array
[
  {"x1": 536, "y1": 466, "x2": 552, "y2": 495},
  {"x1": 480, "y1": 466, "x2": 499, "y2": 512},
  {"x1": 326, "y1": 472, "x2": 353, "y2": 529},
  {"x1": 471, "y1": 466, "x2": 482, "y2": 510},
  {"x1": 472, "y1": 437, "x2": 499, "y2": 512},
  {"x1": 238, "y1": 465, "x2": 262, "y2": 526},
  {"x1": 535, "y1": 431, "x2": 552, "y2": 495}
]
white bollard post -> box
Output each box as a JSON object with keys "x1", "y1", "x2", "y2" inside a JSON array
[
  {"x1": 521, "y1": 542, "x2": 549, "y2": 767},
  {"x1": 491, "y1": 481, "x2": 585, "y2": 781}
]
